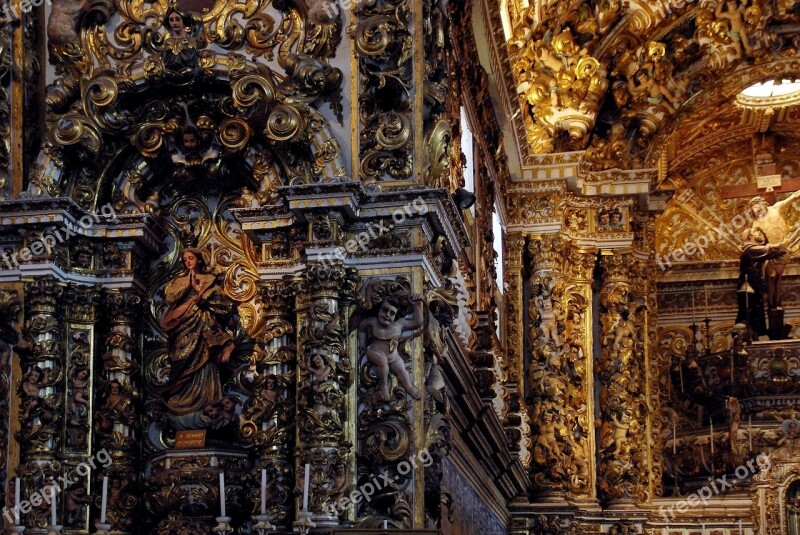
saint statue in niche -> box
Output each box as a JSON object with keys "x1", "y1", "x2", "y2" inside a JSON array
[{"x1": 160, "y1": 248, "x2": 236, "y2": 416}]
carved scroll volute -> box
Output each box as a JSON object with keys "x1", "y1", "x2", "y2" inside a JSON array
[
  {"x1": 351, "y1": 0, "x2": 414, "y2": 186},
  {"x1": 16, "y1": 280, "x2": 65, "y2": 529},
  {"x1": 295, "y1": 264, "x2": 359, "y2": 526},
  {"x1": 597, "y1": 253, "x2": 648, "y2": 504},
  {"x1": 94, "y1": 289, "x2": 142, "y2": 533}
]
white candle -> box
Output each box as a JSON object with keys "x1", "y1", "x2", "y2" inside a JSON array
[
  {"x1": 739, "y1": 519, "x2": 743, "y2": 535},
  {"x1": 679, "y1": 362, "x2": 684, "y2": 393},
  {"x1": 710, "y1": 419, "x2": 715, "y2": 455},
  {"x1": 261, "y1": 469, "x2": 267, "y2": 515},
  {"x1": 50, "y1": 485, "x2": 57, "y2": 526},
  {"x1": 302, "y1": 463, "x2": 310, "y2": 511},
  {"x1": 219, "y1": 472, "x2": 226, "y2": 517},
  {"x1": 383, "y1": 519, "x2": 388, "y2": 529},
  {"x1": 14, "y1": 478, "x2": 20, "y2": 524},
  {"x1": 100, "y1": 476, "x2": 108, "y2": 524},
  {"x1": 673, "y1": 419, "x2": 677, "y2": 455},
  {"x1": 692, "y1": 293, "x2": 696, "y2": 324}
]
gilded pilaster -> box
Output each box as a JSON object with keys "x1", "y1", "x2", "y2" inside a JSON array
[
  {"x1": 0, "y1": 17, "x2": 9, "y2": 198},
  {"x1": 633, "y1": 218, "x2": 660, "y2": 501},
  {"x1": 505, "y1": 231, "x2": 529, "y2": 466},
  {"x1": 526, "y1": 236, "x2": 592, "y2": 499},
  {"x1": 62, "y1": 284, "x2": 101, "y2": 533},
  {"x1": 0, "y1": 288, "x2": 22, "y2": 521},
  {"x1": 17, "y1": 280, "x2": 65, "y2": 532},
  {"x1": 597, "y1": 253, "x2": 648, "y2": 505},
  {"x1": 562, "y1": 246, "x2": 598, "y2": 502},
  {"x1": 239, "y1": 282, "x2": 296, "y2": 530},
  {"x1": 350, "y1": 0, "x2": 414, "y2": 186},
  {"x1": 94, "y1": 290, "x2": 141, "y2": 533},
  {"x1": 295, "y1": 263, "x2": 359, "y2": 526}
]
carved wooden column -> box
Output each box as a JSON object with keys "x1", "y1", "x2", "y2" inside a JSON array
[
  {"x1": 62, "y1": 284, "x2": 101, "y2": 532},
  {"x1": 597, "y1": 253, "x2": 648, "y2": 506},
  {"x1": 16, "y1": 280, "x2": 65, "y2": 533},
  {"x1": 239, "y1": 282, "x2": 296, "y2": 530},
  {"x1": 633, "y1": 218, "x2": 660, "y2": 501},
  {"x1": 526, "y1": 236, "x2": 593, "y2": 500},
  {"x1": 505, "y1": 231, "x2": 530, "y2": 467},
  {"x1": 561, "y1": 245, "x2": 599, "y2": 504},
  {"x1": 295, "y1": 263, "x2": 359, "y2": 526},
  {"x1": 0, "y1": 289, "x2": 22, "y2": 523},
  {"x1": 93, "y1": 289, "x2": 141, "y2": 533}
]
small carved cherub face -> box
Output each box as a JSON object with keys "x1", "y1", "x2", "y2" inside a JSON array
[
  {"x1": 76, "y1": 368, "x2": 89, "y2": 381},
  {"x1": 221, "y1": 397, "x2": 237, "y2": 412},
  {"x1": 109, "y1": 382, "x2": 121, "y2": 395},
  {"x1": 183, "y1": 132, "x2": 199, "y2": 151},
  {"x1": 28, "y1": 368, "x2": 42, "y2": 382},
  {"x1": 334, "y1": 463, "x2": 345, "y2": 475},
  {"x1": 168, "y1": 12, "x2": 185, "y2": 36},
  {"x1": 599, "y1": 212, "x2": 610, "y2": 226},
  {"x1": 266, "y1": 377, "x2": 277, "y2": 390},
  {"x1": 610, "y1": 211, "x2": 622, "y2": 225},
  {"x1": 203, "y1": 404, "x2": 221, "y2": 419},
  {"x1": 182, "y1": 251, "x2": 199, "y2": 270},
  {"x1": 312, "y1": 355, "x2": 325, "y2": 369},
  {"x1": 377, "y1": 300, "x2": 399, "y2": 327}
]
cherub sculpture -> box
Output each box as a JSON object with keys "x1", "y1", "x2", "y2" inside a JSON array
[
  {"x1": 536, "y1": 294, "x2": 561, "y2": 348},
  {"x1": 352, "y1": 279, "x2": 424, "y2": 402},
  {"x1": 716, "y1": 0, "x2": 754, "y2": 56}
]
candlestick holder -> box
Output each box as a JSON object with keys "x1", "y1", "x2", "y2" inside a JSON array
[
  {"x1": 46, "y1": 524, "x2": 62, "y2": 535},
  {"x1": 10, "y1": 525, "x2": 25, "y2": 533},
  {"x1": 672, "y1": 473, "x2": 682, "y2": 497},
  {"x1": 293, "y1": 510, "x2": 315, "y2": 535},
  {"x1": 94, "y1": 522, "x2": 112, "y2": 535},
  {"x1": 252, "y1": 513, "x2": 276, "y2": 534},
  {"x1": 213, "y1": 516, "x2": 234, "y2": 534},
  {"x1": 703, "y1": 316, "x2": 712, "y2": 356}
]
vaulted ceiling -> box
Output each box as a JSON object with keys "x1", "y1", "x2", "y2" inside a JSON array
[{"x1": 477, "y1": 0, "x2": 800, "y2": 265}]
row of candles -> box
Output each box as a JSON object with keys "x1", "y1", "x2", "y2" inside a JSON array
[
  {"x1": 671, "y1": 416, "x2": 755, "y2": 455},
  {"x1": 220, "y1": 465, "x2": 310, "y2": 518},
  {"x1": 10, "y1": 476, "x2": 110, "y2": 529},
  {"x1": 10, "y1": 468, "x2": 300, "y2": 528},
  {"x1": 11, "y1": 463, "x2": 391, "y2": 531}
]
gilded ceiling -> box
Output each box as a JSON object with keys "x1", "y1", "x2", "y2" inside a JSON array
[{"x1": 491, "y1": 0, "x2": 800, "y2": 264}]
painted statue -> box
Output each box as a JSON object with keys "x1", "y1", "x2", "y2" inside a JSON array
[{"x1": 160, "y1": 248, "x2": 236, "y2": 415}]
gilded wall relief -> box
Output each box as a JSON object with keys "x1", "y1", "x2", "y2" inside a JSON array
[
  {"x1": 597, "y1": 255, "x2": 648, "y2": 504},
  {"x1": 40, "y1": 0, "x2": 346, "y2": 208},
  {"x1": 525, "y1": 237, "x2": 592, "y2": 497},
  {"x1": 350, "y1": 0, "x2": 413, "y2": 186},
  {"x1": 352, "y1": 278, "x2": 418, "y2": 525}
]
